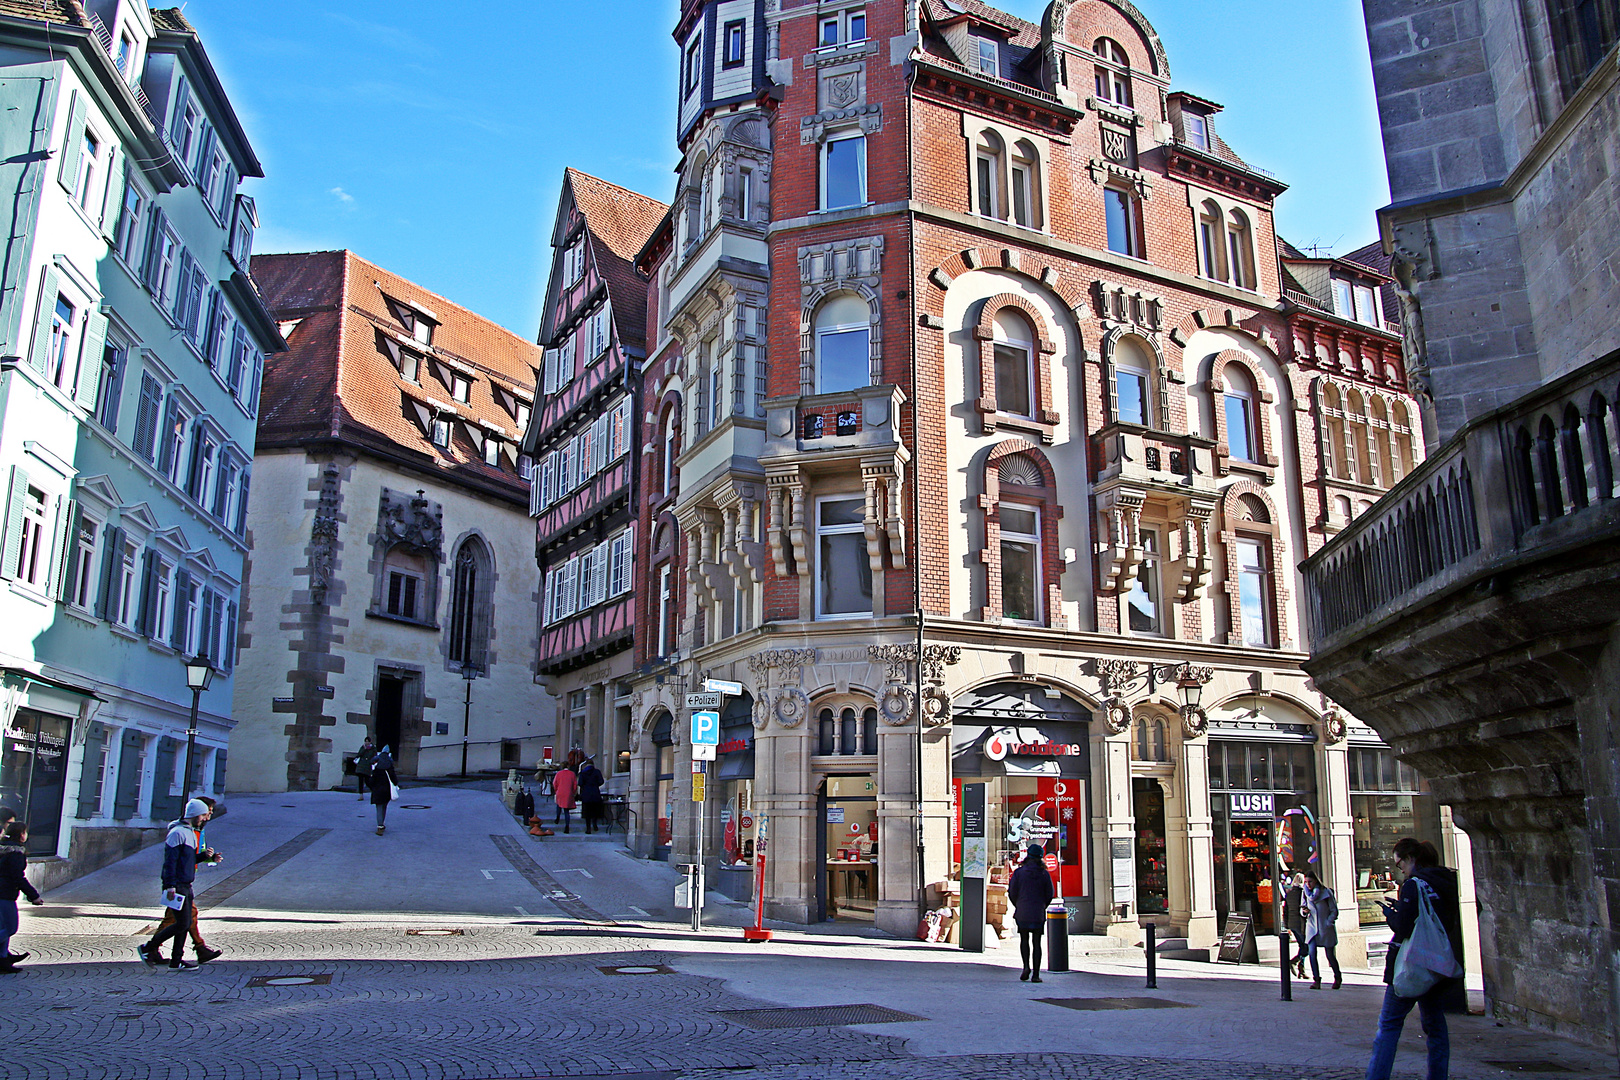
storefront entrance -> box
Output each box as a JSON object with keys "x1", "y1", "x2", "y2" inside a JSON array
[
  {"x1": 816, "y1": 774, "x2": 876, "y2": 921},
  {"x1": 1133, "y1": 778, "x2": 1169, "y2": 916},
  {"x1": 1209, "y1": 739, "x2": 1320, "y2": 935},
  {"x1": 1, "y1": 708, "x2": 71, "y2": 855}
]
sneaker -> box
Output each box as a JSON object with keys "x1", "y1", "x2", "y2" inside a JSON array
[
  {"x1": 195, "y1": 946, "x2": 223, "y2": 964},
  {"x1": 5, "y1": 951, "x2": 27, "y2": 965},
  {"x1": 376, "y1": 825, "x2": 385, "y2": 835},
  {"x1": 167, "y1": 960, "x2": 199, "y2": 972},
  {"x1": 136, "y1": 944, "x2": 158, "y2": 967}
]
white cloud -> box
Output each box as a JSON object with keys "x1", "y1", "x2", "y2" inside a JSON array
[{"x1": 329, "y1": 186, "x2": 355, "y2": 205}]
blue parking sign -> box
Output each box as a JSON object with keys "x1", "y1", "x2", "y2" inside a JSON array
[{"x1": 691, "y1": 710, "x2": 720, "y2": 746}]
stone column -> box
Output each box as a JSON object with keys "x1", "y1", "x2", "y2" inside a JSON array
[
  {"x1": 1321, "y1": 738, "x2": 1366, "y2": 967},
  {"x1": 875, "y1": 722, "x2": 919, "y2": 938},
  {"x1": 1181, "y1": 735, "x2": 1218, "y2": 949},
  {"x1": 1092, "y1": 725, "x2": 1139, "y2": 943},
  {"x1": 1165, "y1": 766, "x2": 1193, "y2": 936},
  {"x1": 757, "y1": 724, "x2": 816, "y2": 923}
]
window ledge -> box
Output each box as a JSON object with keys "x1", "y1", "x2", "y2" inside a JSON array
[
  {"x1": 977, "y1": 408, "x2": 1058, "y2": 445},
  {"x1": 108, "y1": 623, "x2": 141, "y2": 641},
  {"x1": 365, "y1": 609, "x2": 440, "y2": 631},
  {"x1": 61, "y1": 604, "x2": 100, "y2": 627},
  {"x1": 8, "y1": 582, "x2": 52, "y2": 607}
]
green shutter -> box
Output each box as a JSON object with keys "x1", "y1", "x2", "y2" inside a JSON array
[
  {"x1": 150, "y1": 736, "x2": 179, "y2": 821},
  {"x1": 28, "y1": 266, "x2": 60, "y2": 373},
  {"x1": 57, "y1": 89, "x2": 85, "y2": 192},
  {"x1": 136, "y1": 549, "x2": 156, "y2": 636},
  {"x1": 171, "y1": 569, "x2": 191, "y2": 650},
  {"x1": 1, "y1": 465, "x2": 30, "y2": 581},
  {"x1": 112, "y1": 728, "x2": 142, "y2": 819},
  {"x1": 94, "y1": 524, "x2": 121, "y2": 620},
  {"x1": 100, "y1": 146, "x2": 124, "y2": 238},
  {"x1": 75, "y1": 309, "x2": 107, "y2": 406},
  {"x1": 48, "y1": 496, "x2": 73, "y2": 599},
  {"x1": 76, "y1": 722, "x2": 106, "y2": 818},
  {"x1": 212, "y1": 748, "x2": 227, "y2": 795}
]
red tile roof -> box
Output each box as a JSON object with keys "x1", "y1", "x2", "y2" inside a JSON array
[
  {"x1": 565, "y1": 168, "x2": 666, "y2": 352},
  {"x1": 251, "y1": 251, "x2": 541, "y2": 503},
  {"x1": 0, "y1": 0, "x2": 82, "y2": 26}
]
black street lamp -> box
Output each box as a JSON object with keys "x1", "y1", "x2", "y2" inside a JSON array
[
  {"x1": 182, "y1": 657, "x2": 215, "y2": 800},
  {"x1": 460, "y1": 661, "x2": 477, "y2": 778}
]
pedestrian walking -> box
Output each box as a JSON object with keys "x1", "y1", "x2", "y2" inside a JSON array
[
  {"x1": 1007, "y1": 843, "x2": 1055, "y2": 983},
  {"x1": 355, "y1": 736, "x2": 378, "y2": 799},
  {"x1": 552, "y1": 758, "x2": 578, "y2": 834},
  {"x1": 578, "y1": 757, "x2": 605, "y2": 834},
  {"x1": 369, "y1": 747, "x2": 397, "y2": 835},
  {"x1": 1303, "y1": 870, "x2": 1342, "y2": 989},
  {"x1": 144, "y1": 799, "x2": 211, "y2": 971},
  {"x1": 1366, "y1": 837, "x2": 1466, "y2": 1080},
  {"x1": 1, "y1": 820, "x2": 43, "y2": 972},
  {"x1": 1284, "y1": 871, "x2": 1308, "y2": 980},
  {"x1": 144, "y1": 798, "x2": 224, "y2": 965}
]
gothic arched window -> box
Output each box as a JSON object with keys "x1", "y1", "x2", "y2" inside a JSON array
[{"x1": 447, "y1": 536, "x2": 494, "y2": 671}]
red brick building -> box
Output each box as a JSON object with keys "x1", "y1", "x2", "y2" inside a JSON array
[{"x1": 621, "y1": 0, "x2": 1453, "y2": 953}]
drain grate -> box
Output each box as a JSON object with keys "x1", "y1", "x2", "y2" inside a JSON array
[
  {"x1": 1480, "y1": 1063, "x2": 1579, "y2": 1074},
  {"x1": 1038, "y1": 996, "x2": 1192, "y2": 1011},
  {"x1": 599, "y1": 964, "x2": 674, "y2": 976},
  {"x1": 716, "y1": 1003, "x2": 924, "y2": 1029},
  {"x1": 406, "y1": 928, "x2": 464, "y2": 936}
]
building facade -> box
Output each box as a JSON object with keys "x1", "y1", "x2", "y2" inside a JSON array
[
  {"x1": 1303, "y1": 0, "x2": 1620, "y2": 1051},
  {"x1": 523, "y1": 171, "x2": 666, "y2": 793},
  {"x1": 229, "y1": 251, "x2": 554, "y2": 790},
  {"x1": 0, "y1": 3, "x2": 279, "y2": 887},
  {"x1": 614, "y1": 0, "x2": 1475, "y2": 957}
]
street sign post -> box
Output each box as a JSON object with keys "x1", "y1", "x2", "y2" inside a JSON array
[
  {"x1": 687, "y1": 710, "x2": 720, "y2": 933},
  {"x1": 693, "y1": 742, "x2": 716, "y2": 761},
  {"x1": 691, "y1": 710, "x2": 720, "y2": 746},
  {"x1": 685, "y1": 692, "x2": 722, "y2": 710}
]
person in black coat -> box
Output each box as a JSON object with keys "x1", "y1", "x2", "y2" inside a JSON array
[
  {"x1": 1283, "y1": 872, "x2": 1308, "y2": 979},
  {"x1": 1366, "y1": 838, "x2": 1465, "y2": 1080},
  {"x1": 577, "y1": 758, "x2": 606, "y2": 834},
  {"x1": 1006, "y1": 843, "x2": 1055, "y2": 983},
  {"x1": 1, "y1": 820, "x2": 43, "y2": 971},
  {"x1": 369, "y1": 748, "x2": 397, "y2": 835}
]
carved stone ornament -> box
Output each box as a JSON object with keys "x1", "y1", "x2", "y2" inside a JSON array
[
  {"x1": 746, "y1": 648, "x2": 819, "y2": 679},
  {"x1": 919, "y1": 644, "x2": 962, "y2": 685},
  {"x1": 868, "y1": 643, "x2": 917, "y2": 683},
  {"x1": 378, "y1": 487, "x2": 444, "y2": 559},
  {"x1": 1322, "y1": 707, "x2": 1348, "y2": 745},
  {"x1": 1181, "y1": 706, "x2": 1209, "y2": 741},
  {"x1": 920, "y1": 684, "x2": 952, "y2": 727},
  {"x1": 774, "y1": 687, "x2": 810, "y2": 728},
  {"x1": 879, "y1": 684, "x2": 915, "y2": 725},
  {"x1": 1103, "y1": 694, "x2": 1132, "y2": 735},
  {"x1": 828, "y1": 73, "x2": 859, "y2": 109},
  {"x1": 1101, "y1": 127, "x2": 1130, "y2": 163},
  {"x1": 628, "y1": 721, "x2": 643, "y2": 755},
  {"x1": 752, "y1": 695, "x2": 771, "y2": 730}
]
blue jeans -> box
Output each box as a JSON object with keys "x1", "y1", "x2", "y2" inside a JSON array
[
  {"x1": 1, "y1": 898, "x2": 17, "y2": 956},
  {"x1": 1367, "y1": 984, "x2": 1450, "y2": 1080},
  {"x1": 1308, "y1": 940, "x2": 1341, "y2": 981}
]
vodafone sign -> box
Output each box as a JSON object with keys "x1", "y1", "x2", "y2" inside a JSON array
[{"x1": 983, "y1": 729, "x2": 1082, "y2": 761}]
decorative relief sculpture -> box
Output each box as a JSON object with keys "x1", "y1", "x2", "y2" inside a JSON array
[
  {"x1": 774, "y1": 687, "x2": 810, "y2": 728},
  {"x1": 1321, "y1": 705, "x2": 1348, "y2": 745},
  {"x1": 308, "y1": 465, "x2": 342, "y2": 606},
  {"x1": 868, "y1": 643, "x2": 916, "y2": 682},
  {"x1": 879, "y1": 684, "x2": 915, "y2": 725},
  {"x1": 378, "y1": 488, "x2": 444, "y2": 558}
]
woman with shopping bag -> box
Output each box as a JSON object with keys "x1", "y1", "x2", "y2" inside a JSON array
[
  {"x1": 1366, "y1": 837, "x2": 1466, "y2": 1080},
  {"x1": 369, "y1": 747, "x2": 400, "y2": 835}
]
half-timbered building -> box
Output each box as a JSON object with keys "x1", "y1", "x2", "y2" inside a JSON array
[{"x1": 524, "y1": 171, "x2": 667, "y2": 792}]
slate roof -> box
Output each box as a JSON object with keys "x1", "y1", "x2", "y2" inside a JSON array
[
  {"x1": 251, "y1": 251, "x2": 541, "y2": 502},
  {"x1": 923, "y1": 0, "x2": 1042, "y2": 49},
  {"x1": 565, "y1": 168, "x2": 666, "y2": 353},
  {"x1": 150, "y1": 7, "x2": 193, "y2": 33},
  {"x1": 0, "y1": 0, "x2": 82, "y2": 26}
]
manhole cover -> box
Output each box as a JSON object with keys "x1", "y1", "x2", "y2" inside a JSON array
[
  {"x1": 716, "y1": 1004, "x2": 924, "y2": 1029},
  {"x1": 246, "y1": 974, "x2": 333, "y2": 987},
  {"x1": 1038, "y1": 996, "x2": 1192, "y2": 1011},
  {"x1": 406, "y1": 928, "x2": 463, "y2": 936},
  {"x1": 401, "y1": 804, "x2": 432, "y2": 809},
  {"x1": 598, "y1": 964, "x2": 674, "y2": 976},
  {"x1": 1480, "y1": 1063, "x2": 1578, "y2": 1074}
]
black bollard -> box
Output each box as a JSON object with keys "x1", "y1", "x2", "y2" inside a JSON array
[
  {"x1": 1046, "y1": 901, "x2": 1070, "y2": 973},
  {"x1": 1144, "y1": 921, "x2": 1157, "y2": 989},
  {"x1": 1280, "y1": 930, "x2": 1292, "y2": 1001}
]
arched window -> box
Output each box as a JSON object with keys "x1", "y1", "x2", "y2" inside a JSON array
[
  {"x1": 1222, "y1": 364, "x2": 1258, "y2": 463},
  {"x1": 992, "y1": 309, "x2": 1035, "y2": 418},
  {"x1": 1112, "y1": 335, "x2": 1154, "y2": 427},
  {"x1": 1371, "y1": 397, "x2": 1393, "y2": 488},
  {"x1": 1198, "y1": 200, "x2": 1226, "y2": 281},
  {"x1": 1135, "y1": 715, "x2": 1167, "y2": 762},
  {"x1": 974, "y1": 129, "x2": 1005, "y2": 220},
  {"x1": 1093, "y1": 37, "x2": 1132, "y2": 107},
  {"x1": 817, "y1": 702, "x2": 878, "y2": 755},
  {"x1": 652, "y1": 521, "x2": 676, "y2": 657},
  {"x1": 981, "y1": 446, "x2": 1061, "y2": 628},
  {"x1": 660, "y1": 404, "x2": 679, "y2": 495},
  {"x1": 1392, "y1": 399, "x2": 1417, "y2": 480},
  {"x1": 1222, "y1": 488, "x2": 1282, "y2": 649},
  {"x1": 1011, "y1": 141, "x2": 1040, "y2": 228},
  {"x1": 1346, "y1": 389, "x2": 1372, "y2": 484},
  {"x1": 447, "y1": 536, "x2": 493, "y2": 671},
  {"x1": 1323, "y1": 382, "x2": 1346, "y2": 480},
  {"x1": 814, "y1": 293, "x2": 871, "y2": 394},
  {"x1": 1226, "y1": 209, "x2": 1254, "y2": 290}
]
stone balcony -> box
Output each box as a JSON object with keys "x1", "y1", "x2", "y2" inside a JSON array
[{"x1": 1300, "y1": 348, "x2": 1620, "y2": 1050}]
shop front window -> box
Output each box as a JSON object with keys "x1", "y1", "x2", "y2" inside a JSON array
[
  {"x1": 653, "y1": 713, "x2": 674, "y2": 856},
  {"x1": 1133, "y1": 778, "x2": 1168, "y2": 915},
  {"x1": 1209, "y1": 739, "x2": 1319, "y2": 935},
  {"x1": 0, "y1": 708, "x2": 71, "y2": 854},
  {"x1": 822, "y1": 774, "x2": 877, "y2": 921},
  {"x1": 1349, "y1": 746, "x2": 1443, "y2": 926}
]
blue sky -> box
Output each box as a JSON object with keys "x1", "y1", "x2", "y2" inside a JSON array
[{"x1": 185, "y1": 1, "x2": 1388, "y2": 340}]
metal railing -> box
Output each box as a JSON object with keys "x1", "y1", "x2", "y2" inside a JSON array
[{"x1": 1302, "y1": 350, "x2": 1620, "y2": 649}]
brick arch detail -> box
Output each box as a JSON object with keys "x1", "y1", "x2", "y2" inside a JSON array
[
  {"x1": 927, "y1": 248, "x2": 1091, "y2": 315},
  {"x1": 972, "y1": 291, "x2": 1062, "y2": 440},
  {"x1": 1217, "y1": 479, "x2": 1291, "y2": 650},
  {"x1": 979, "y1": 440, "x2": 1066, "y2": 628},
  {"x1": 800, "y1": 282, "x2": 882, "y2": 394},
  {"x1": 1100, "y1": 325, "x2": 1170, "y2": 430},
  {"x1": 1207, "y1": 348, "x2": 1279, "y2": 478},
  {"x1": 1167, "y1": 308, "x2": 1279, "y2": 355}
]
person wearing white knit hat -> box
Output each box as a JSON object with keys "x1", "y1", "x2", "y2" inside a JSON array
[{"x1": 142, "y1": 799, "x2": 212, "y2": 971}]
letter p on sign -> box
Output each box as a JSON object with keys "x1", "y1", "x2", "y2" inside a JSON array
[{"x1": 692, "y1": 710, "x2": 720, "y2": 746}]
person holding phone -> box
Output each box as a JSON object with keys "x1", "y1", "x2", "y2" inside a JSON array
[{"x1": 1367, "y1": 838, "x2": 1465, "y2": 1080}]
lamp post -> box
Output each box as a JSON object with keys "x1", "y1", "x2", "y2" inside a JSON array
[
  {"x1": 460, "y1": 661, "x2": 477, "y2": 778},
  {"x1": 182, "y1": 657, "x2": 215, "y2": 800}
]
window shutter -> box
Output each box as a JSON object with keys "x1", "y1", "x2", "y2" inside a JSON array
[
  {"x1": 538, "y1": 458, "x2": 553, "y2": 509},
  {"x1": 140, "y1": 208, "x2": 166, "y2": 290},
  {"x1": 57, "y1": 90, "x2": 86, "y2": 192},
  {"x1": 592, "y1": 416, "x2": 607, "y2": 474},
  {"x1": 94, "y1": 525, "x2": 121, "y2": 620},
  {"x1": 101, "y1": 346, "x2": 127, "y2": 433},
  {"x1": 28, "y1": 266, "x2": 60, "y2": 373},
  {"x1": 75, "y1": 309, "x2": 108, "y2": 406},
  {"x1": 224, "y1": 600, "x2": 238, "y2": 671},
  {"x1": 76, "y1": 723, "x2": 107, "y2": 818},
  {"x1": 235, "y1": 472, "x2": 251, "y2": 535},
  {"x1": 112, "y1": 728, "x2": 142, "y2": 820},
  {"x1": 100, "y1": 147, "x2": 125, "y2": 238},
  {"x1": 50, "y1": 497, "x2": 75, "y2": 599},
  {"x1": 170, "y1": 569, "x2": 191, "y2": 650},
  {"x1": 211, "y1": 748, "x2": 228, "y2": 796},
  {"x1": 136, "y1": 549, "x2": 157, "y2": 636},
  {"x1": 2, "y1": 465, "x2": 30, "y2": 581},
  {"x1": 247, "y1": 352, "x2": 263, "y2": 413},
  {"x1": 149, "y1": 736, "x2": 178, "y2": 820},
  {"x1": 133, "y1": 374, "x2": 161, "y2": 460}
]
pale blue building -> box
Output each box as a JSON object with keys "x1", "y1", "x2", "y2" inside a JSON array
[{"x1": 0, "y1": 2, "x2": 281, "y2": 885}]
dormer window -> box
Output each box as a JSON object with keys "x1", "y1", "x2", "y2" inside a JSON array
[
  {"x1": 1331, "y1": 278, "x2": 1381, "y2": 326},
  {"x1": 114, "y1": 30, "x2": 134, "y2": 75},
  {"x1": 975, "y1": 36, "x2": 999, "y2": 76},
  {"x1": 724, "y1": 20, "x2": 745, "y2": 67},
  {"x1": 450, "y1": 373, "x2": 471, "y2": 403},
  {"x1": 1184, "y1": 112, "x2": 1209, "y2": 150},
  {"x1": 1093, "y1": 38, "x2": 1133, "y2": 109}
]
